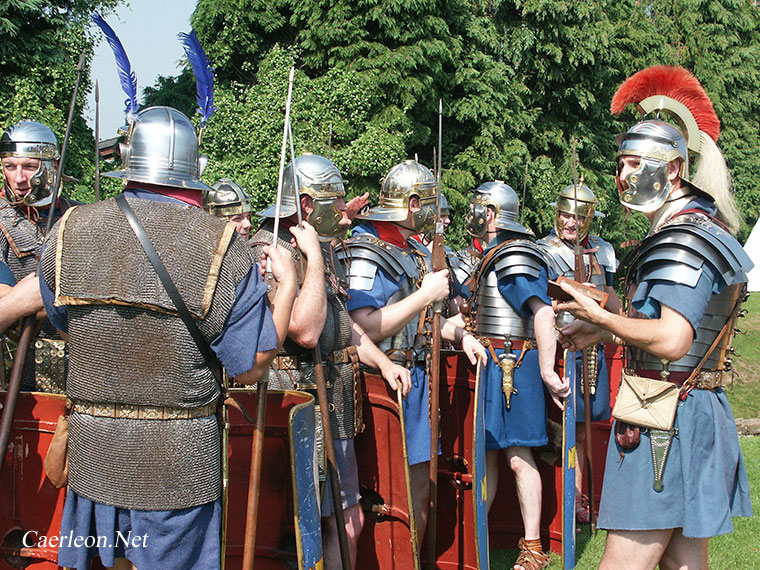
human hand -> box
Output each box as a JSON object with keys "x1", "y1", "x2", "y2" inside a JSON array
[
  {"x1": 543, "y1": 370, "x2": 570, "y2": 410},
  {"x1": 289, "y1": 221, "x2": 323, "y2": 260},
  {"x1": 557, "y1": 319, "x2": 605, "y2": 352},
  {"x1": 420, "y1": 269, "x2": 450, "y2": 304},
  {"x1": 380, "y1": 362, "x2": 412, "y2": 397},
  {"x1": 260, "y1": 245, "x2": 296, "y2": 285},
  {"x1": 461, "y1": 333, "x2": 486, "y2": 365},
  {"x1": 344, "y1": 192, "x2": 370, "y2": 221},
  {"x1": 555, "y1": 280, "x2": 606, "y2": 324}
]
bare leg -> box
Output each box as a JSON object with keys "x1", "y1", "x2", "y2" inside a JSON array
[
  {"x1": 410, "y1": 461, "x2": 431, "y2": 542},
  {"x1": 486, "y1": 449, "x2": 501, "y2": 513},
  {"x1": 322, "y1": 503, "x2": 365, "y2": 570},
  {"x1": 659, "y1": 529, "x2": 708, "y2": 570},
  {"x1": 599, "y1": 529, "x2": 673, "y2": 570},
  {"x1": 507, "y1": 446, "x2": 542, "y2": 540}
]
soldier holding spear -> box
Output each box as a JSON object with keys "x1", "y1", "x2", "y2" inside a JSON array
[
  {"x1": 341, "y1": 157, "x2": 485, "y2": 551},
  {"x1": 250, "y1": 150, "x2": 412, "y2": 569}
]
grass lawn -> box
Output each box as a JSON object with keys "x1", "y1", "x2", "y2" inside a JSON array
[
  {"x1": 726, "y1": 292, "x2": 760, "y2": 420},
  {"x1": 490, "y1": 292, "x2": 760, "y2": 568},
  {"x1": 489, "y1": 437, "x2": 760, "y2": 569}
]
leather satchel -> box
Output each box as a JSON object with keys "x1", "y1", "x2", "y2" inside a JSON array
[
  {"x1": 612, "y1": 370, "x2": 679, "y2": 431},
  {"x1": 43, "y1": 414, "x2": 69, "y2": 488}
]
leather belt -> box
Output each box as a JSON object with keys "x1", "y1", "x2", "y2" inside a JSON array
[
  {"x1": 486, "y1": 338, "x2": 537, "y2": 351},
  {"x1": 275, "y1": 347, "x2": 353, "y2": 371},
  {"x1": 632, "y1": 369, "x2": 727, "y2": 390},
  {"x1": 71, "y1": 399, "x2": 217, "y2": 420}
]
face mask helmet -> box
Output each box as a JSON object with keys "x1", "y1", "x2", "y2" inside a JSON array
[
  {"x1": 103, "y1": 106, "x2": 211, "y2": 191},
  {"x1": 465, "y1": 180, "x2": 531, "y2": 238},
  {"x1": 611, "y1": 66, "x2": 721, "y2": 214},
  {"x1": 0, "y1": 120, "x2": 60, "y2": 206},
  {"x1": 357, "y1": 159, "x2": 438, "y2": 233},
  {"x1": 554, "y1": 183, "x2": 597, "y2": 240}
]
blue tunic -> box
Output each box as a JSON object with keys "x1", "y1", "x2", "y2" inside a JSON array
[
  {"x1": 568, "y1": 345, "x2": 611, "y2": 422},
  {"x1": 0, "y1": 260, "x2": 15, "y2": 286},
  {"x1": 346, "y1": 223, "x2": 434, "y2": 466},
  {"x1": 40, "y1": 190, "x2": 278, "y2": 569},
  {"x1": 477, "y1": 236, "x2": 553, "y2": 450},
  {"x1": 598, "y1": 200, "x2": 752, "y2": 537}
]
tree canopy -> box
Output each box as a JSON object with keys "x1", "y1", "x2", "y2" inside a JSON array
[
  {"x1": 183, "y1": 0, "x2": 760, "y2": 250},
  {"x1": 0, "y1": 0, "x2": 120, "y2": 202},
  {"x1": 5, "y1": 0, "x2": 759, "y2": 252}
]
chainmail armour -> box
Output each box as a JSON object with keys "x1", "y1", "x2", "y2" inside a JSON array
[
  {"x1": 41, "y1": 196, "x2": 251, "y2": 510},
  {"x1": 250, "y1": 221, "x2": 357, "y2": 439},
  {"x1": 0, "y1": 195, "x2": 72, "y2": 389}
]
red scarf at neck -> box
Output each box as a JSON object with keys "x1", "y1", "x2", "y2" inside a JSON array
[{"x1": 371, "y1": 221, "x2": 409, "y2": 248}]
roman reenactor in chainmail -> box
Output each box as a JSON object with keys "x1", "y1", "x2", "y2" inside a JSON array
[
  {"x1": 0, "y1": 120, "x2": 78, "y2": 390},
  {"x1": 537, "y1": 183, "x2": 619, "y2": 524},
  {"x1": 461, "y1": 181, "x2": 570, "y2": 570},
  {"x1": 204, "y1": 178, "x2": 253, "y2": 241},
  {"x1": 37, "y1": 106, "x2": 297, "y2": 570},
  {"x1": 558, "y1": 65, "x2": 753, "y2": 570},
  {"x1": 338, "y1": 158, "x2": 485, "y2": 541},
  {"x1": 249, "y1": 153, "x2": 411, "y2": 569}
]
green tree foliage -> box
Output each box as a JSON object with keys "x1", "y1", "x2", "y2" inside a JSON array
[
  {"x1": 0, "y1": 0, "x2": 120, "y2": 203},
  {"x1": 198, "y1": 47, "x2": 406, "y2": 214},
  {"x1": 142, "y1": 68, "x2": 198, "y2": 120},
  {"x1": 183, "y1": 0, "x2": 760, "y2": 251}
]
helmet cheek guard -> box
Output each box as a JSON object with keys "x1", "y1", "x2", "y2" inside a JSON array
[
  {"x1": 466, "y1": 202, "x2": 488, "y2": 238},
  {"x1": 412, "y1": 200, "x2": 437, "y2": 233},
  {"x1": 308, "y1": 197, "x2": 345, "y2": 239},
  {"x1": 619, "y1": 157, "x2": 671, "y2": 213},
  {"x1": 24, "y1": 161, "x2": 57, "y2": 207}
]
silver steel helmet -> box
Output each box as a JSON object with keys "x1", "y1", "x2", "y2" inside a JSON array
[
  {"x1": 615, "y1": 119, "x2": 687, "y2": 213},
  {"x1": 466, "y1": 181, "x2": 529, "y2": 238},
  {"x1": 204, "y1": 179, "x2": 251, "y2": 218},
  {"x1": 555, "y1": 183, "x2": 597, "y2": 240},
  {"x1": 439, "y1": 192, "x2": 450, "y2": 217},
  {"x1": 0, "y1": 120, "x2": 59, "y2": 206},
  {"x1": 288, "y1": 153, "x2": 346, "y2": 238},
  {"x1": 256, "y1": 153, "x2": 346, "y2": 237},
  {"x1": 358, "y1": 159, "x2": 437, "y2": 232},
  {"x1": 103, "y1": 106, "x2": 210, "y2": 191}
]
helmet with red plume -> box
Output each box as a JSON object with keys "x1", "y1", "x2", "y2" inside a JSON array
[{"x1": 610, "y1": 66, "x2": 736, "y2": 221}]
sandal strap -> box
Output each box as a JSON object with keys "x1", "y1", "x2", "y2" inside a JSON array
[{"x1": 515, "y1": 538, "x2": 550, "y2": 570}]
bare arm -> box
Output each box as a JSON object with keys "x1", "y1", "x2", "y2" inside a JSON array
[
  {"x1": 349, "y1": 269, "x2": 450, "y2": 343},
  {"x1": 557, "y1": 281, "x2": 693, "y2": 361},
  {"x1": 0, "y1": 273, "x2": 44, "y2": 333},
  {"x1": 530, "y1": 297, "x2": 569, "y2": 409},
  {"x1": 441, "y1": 312, "x2": 486, "y2": 364},
  {"x1": 351, "y1": 319, "x2": 412, "y2": 396},
  {"x1": 287, "y1": 223, "x2": 327, "y2": 348}
]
